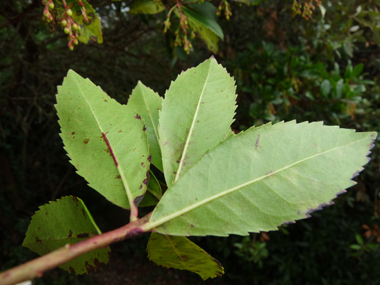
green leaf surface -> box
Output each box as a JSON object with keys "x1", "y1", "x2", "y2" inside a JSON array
[
  {"x1": 146, "y1": 121, "x2": 376, "y2": 236},
  {"x1": 129, "y1": 0, "x2": 165, "y2": 14},
  {"x1": 128, "y1": 81, "x2": 163, "y2": 171},
  {"x1": 23, "y1": 196, "x2": 110, "y2": 274},
  {"x1": 159, "y1": 58, "x2": 236, "y2": 185},
  {"x1": 147, "y1": 232, "x2": 224, "y2": 280},
  {"x1": 232, "y1": 0, "x2": 265, "y2": 5},
  {"x1": 181, "y1": 6, "x2": 223, "y2": 53},
  {"x1": 139, "y1": 171, "x2": 162, "y2": 207},
  {"x1": 54, "y1": 0, "x2": 103, "y2": 44},
  {"x1": 56, "y1": 70, "x2": 150, "y2": 209}
]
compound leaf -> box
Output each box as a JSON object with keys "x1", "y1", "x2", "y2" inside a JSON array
[
  {"x1": 146, "y1": 121, "x2": 376, "y2": 236},
  {"x1": 56, "y1": 70, "x2": 150, "y2": 210},
  {"x1": 159, "y1": 57, "x2": 236, "y2": 185},
  {"x1": 147, "y1": 232, "x2": 224, "y2": 280},
  {"x1": 128, "y1": 81, "x2": 163, "y2": 171},
  {"x1": 23, "y1": 196, "x2": 110, "y2": 275}
]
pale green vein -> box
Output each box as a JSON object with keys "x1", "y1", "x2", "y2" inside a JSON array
[
  {"x1": 76, "y1": 81, "x2": 134, "y2": 210},
  {"x1": 165, "y1": 235, "x2": 188, "y2": 265},
  {"x1": 174, "y1": 64, "x2": 212, "y2": 183},
  {"x1": 143, "y1": 137, "x2": 366, "y2": 231}
]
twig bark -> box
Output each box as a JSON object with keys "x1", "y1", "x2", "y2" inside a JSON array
[{"x1": 0, "y1": 212, "x2": 152, "y2": 285}]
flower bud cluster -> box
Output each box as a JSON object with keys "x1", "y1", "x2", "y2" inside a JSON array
[
  {"x1": 292, "y1": 0, "x2": 321, "y2": 20},
  {"x1": 174, "y1": 28, "x2": 193, "y2": 54},
  {"x1": 77, "y1": 0, "x2": 89, "y2": 22},
  {"x1": 42, "y1": 0, "x2": 55, "y2": 23},
  {"x1": 61, "y1": 9, "x2": 80, "y2": 50},
  {"x1": 216, "y1": 0, "x2": 232, "y2": 20},
  {"x1": 42, "y1": 0, "x2": 88, "y2": 50},
  {"x1": 59, "y1": 0, "x2": 87, "y2": 50},
  {"x1": 164, "y1": 5, "x2": 193, "y2": 54}
]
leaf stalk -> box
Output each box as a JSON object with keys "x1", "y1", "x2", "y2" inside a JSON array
[{"x1": 0, "y1": 213, "x2": 152, "y2": 285}]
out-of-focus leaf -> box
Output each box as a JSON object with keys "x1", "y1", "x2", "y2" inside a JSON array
[
  {"x1": 352, "y1": 64, "x2": 364, "y2": 78},
  {"x1": 23, "y1": 196, "x2": 110, "y2": 274},
  {"x1": 181, "y1": 5, "x2": 223, "y2": 53},
  {"x1": 320, "y1": 79, "x2": 332, "y2": 98},
  {"x1": 147, "y1": 232, "x2": 224, "y2": 280},
  {"x1": 129, "y1": 0, "x2": 165, "y2": 14},
  {"x1": 344, "y1": 40, "x2": 354, "y2": 57},
  {"x1": 232, "y1": 0, "x2": 265, "y2": 5}
]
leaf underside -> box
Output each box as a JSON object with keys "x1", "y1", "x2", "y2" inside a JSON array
[
  {"x1": 139, "y1": 170, "x2": 162, "y2": 207},
  {"x1": 23, "y1": 196, "x2": 110, "y2": 275},
  {"x1": 56, "y1": 70, "x2": 150, "y2": 209},
  {"x1": 159, "y1": 57, "x2": 236, "y2": 186},
  {"x1": 128, "y1": 81, "x2": 163, "y2": 171},
  {"x1": 147, "y1": 232, "x2": 224, "y2": 280},
  {"x1": 149, "y1": 121, "x2": 376, "y2": 236}
]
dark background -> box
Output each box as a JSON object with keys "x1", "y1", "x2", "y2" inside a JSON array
[{"x1": 1, "y1": 0, "x2": 380, "y2": 284}]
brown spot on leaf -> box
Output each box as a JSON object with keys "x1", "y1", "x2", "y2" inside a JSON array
[
  {"x1": 118, "y1": 129, "x2": 122, "y2": 133},
  {"x1": 68, "y1": 230, "x2": 72, "y2": 238},
  {"x1": 134, "y1": 194, "x2": 145, "y2": 207},
  {"x1": 71, "y1": 132, "x2": 75, "y2": 135},
  {"x1": 255, "y1": 134, "x2": 260, "y2": 150},
  {"x1": 104, "y1": 99, "x2": 108, "y2": 102},
  {"x1": 77, "y1": 233, "x2": 90, "y2": 238},
  {"x1": 115, "y1": 175, "x2": 121, "y2": 179},
  {"x1": 173, "y1": 171, "x2": 177, "y2": 174},
  {"x1": 135, "y1": 114, "x2": 141, "y2": 119},
  {"x1": 69, "y1": 267, "x2": 75, "y2": 274},
  {"x1": 147, "y1": 155, "x2": 152, "y2": 163},
  {"x1": 85, "y1": 261, "x2": 95, "y2": 272},
  {"x1": 102, "y1": 132, "x2": 119, "y2": 167},
  {"x1": 143, "y1": 171, "x2": 150, "y2": 185},
  {"x1": 82, "y1": 209, "x2": 87, "y2": 219},
  {"x1": 143, "y1": 125, "x2": 146, "y2": 131},
  {"x1": 89, "y1": 36, "x2": 98, "y2": 44},
  {"x1": 35, "y1": 237, "x2": 42, "y2": 243},
  {"x1": 93, "y1": 258, "x2": 101, "y2": 267},
  {"x1": 83, "y1": 138, "x2": 90, "y2": 144}
]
